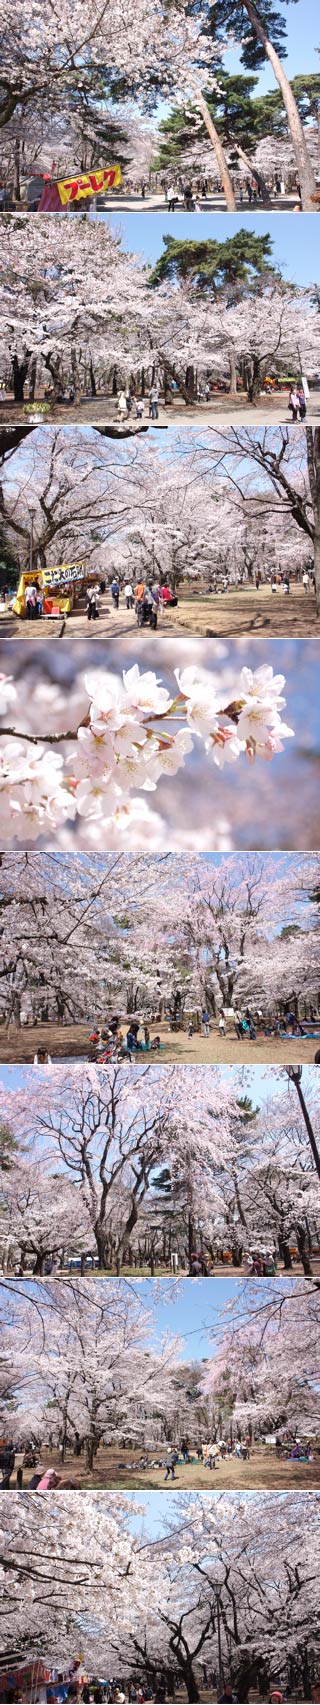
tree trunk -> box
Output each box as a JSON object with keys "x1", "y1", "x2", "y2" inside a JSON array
[
  {"x1": 278, "y1": 1236, "x2": 292, "y2": 1270},
  {"x1": 13, "y1": 138, "x2": 21, "y2": 203},
  {"x1": 231, "y1": 140, "x2": 271, "y2": 203},
  {"x1": 227, "y1": 346, "x2": 237, "y2": 393},
  {"x1": 296, "y1": 1223, "x2": 313, "y2": 1277},
  {"x1": 33, "y1": 1252, "x2": 45, "y2": 1274},
  {"x1": 245, "y1": 355, "x2": 261, "y2": 403},
  {"x1": 181, "y1": 1667, "x2": 200, "y2": 1704},
  {"x1": 242, "y1": 0, "x2": 318, "y2": 210},
  {"x1": 43, "y1": 351, "x2": 63, "y2": 401},
  {"x1": 28, "y1": 355, "x2": 37, "y2": 403},
  {"x1": 94, "y1": 1227, "x2": 108, "y2": 1269},
  {"x1": 189, "y1": 75, "x2": 236, "y2": 210},
  {"x1": 86, "y1": 1435, "x2": 95, "y2": 1470},
  {"x1": 302, "y1": 1648, "x2": 311, "y2": 1701},
  {"x1": 12, "y1": 354, "x2": 30, "y2": 403}
]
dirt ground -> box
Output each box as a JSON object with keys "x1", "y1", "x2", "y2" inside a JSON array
[
  {"x1": 1, "y1": 395, "x2": 319, "y2": 426},
  {"x1": 0, "y1": 1020, "x2": 317, "y2": 1065},
  {"x1": 17, "y1": 1444, "x2": 320, "y2": 1492},
  {"x1": 1, "y1": 584, "x2": 318, "y2": 640}
]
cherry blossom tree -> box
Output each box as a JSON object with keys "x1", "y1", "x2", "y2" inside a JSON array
[
  {"x1": 177, "y1": 423, "x2": 316, "y2": 590},
  {"x1": 1, "y1": 1062, "x2": 319, "y2": 1274},
  {"x1": 0, "y1": 850, "x2": 318, "y2": 1024},
  {"x1": 0, "y1": 424, "x2": 315, "y2": 602},
  {"x1": 0, "y1": 1062, "x2": 238, "y2": 1270},
  {"x1": 1, "y1": 216, "x2": 319, "y2": 412},
  {"x1": 0, "y1": 428, "x2": 245, "y2": 591},
  {"x1": 0, "y1": 1278, "x2": 184, "y2": 1463},
  {"x1": 0, "y1": 1487, "x2": 319, "y2": 1698},
  {"x1": 202, "y1": 1276, "x2": 320, "y2": 1439}
]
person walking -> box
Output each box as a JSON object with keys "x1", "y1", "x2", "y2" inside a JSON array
[
  {"x1": 149, "y1": 383, "x2": 159, "y2": 420},
  {"x1": 183, "y1": 181, "x2": 193, "y2": 210},
  {"x1": 297, "y1": 384, "x2": 307, "y2": 420},
  {"x1": 288, "y1": 386, "x2": 300, "y2": 422},
  {"x1": 202, "y1": 1008, "x2": 210, "y2": 1037},
  {"x1": 164, "y1": 1448, "x2": 178, "y2": 1482},
  {"x1": 110, "y1": 577, "x2": 120, "y2": 609},
  {"x1": 0, "y1": 1444, "x2": 15, "y2": 1486},
  {"x1": 302, "y1": 570, "x2": 310, "y2": 592},
  {"x1": 124, "y1": 581, "x2": 134, "y2": 609},
  {"x1": 25, "y1": 583, "x2": 37, "y2": 618},
  {"x1": 87, "y1": 585, "x2": 99, "y2": 621},
  {"x1": 117, "y1": 392, "x2": 127, "y2": 422}
]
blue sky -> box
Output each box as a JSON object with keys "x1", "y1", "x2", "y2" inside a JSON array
[
  {"x1": 225, "y1": 0, "x2": 319, "y2": 92},
  {"x1": 138, "y1": 1275, "x2": 239, "y2": 1358},
  {"x1": 101, "y1": 209, "x2": 320, "y2": 287},
  {"x1": 0, "y1": 1061, "x2": 316, "y2": 1100},
  {"x1": 0, "y1": 1273, "x2": 262, "y2": 1361}
]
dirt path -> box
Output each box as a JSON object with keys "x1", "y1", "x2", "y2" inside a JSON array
[
  {"x1": 18, "y1": 1446, "x2": 320, "y2": 1492},
  {"x1": 0, "y1": 1020, "x2": 318, "y2": 1064},
  {"x1": 1, "y1": 397, "x2": 319, "y2": 426},
  {"x1": 1, "y1": 585, "x2": 318, "y2": 640}
]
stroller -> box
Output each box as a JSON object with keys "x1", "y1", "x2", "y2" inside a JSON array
[{"x1": 136, "y1": 598, "x2": 157, "y2": 630}]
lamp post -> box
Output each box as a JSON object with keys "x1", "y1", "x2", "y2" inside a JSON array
[{"x1": 286, "y1": 1065, "x2": 320, "y2": 1181}]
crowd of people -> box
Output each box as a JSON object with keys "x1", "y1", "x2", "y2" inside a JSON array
[
  {"x1": 0, "y1": 1676, "x2": 316, "y2": 1704},
  {"x1": 1, "y1": 1424, "x2": 317, "y2": 1493},
  {"x1": 86, "y1": 575, "x2": 178, "y2": 626},
  {"x1": 116, "y1": 383, "x2": 161, "y2": 422},
  {"x1": 86, "y1": 1003, "x2": 319, "y2": 1059},
  {"x1": 161, "y1": 171, "x2": 303, "y2": 212},
  {"x1": 105, "y1": 576, "x2": 178, "y2": 629},
  {"x1": 88, "y1": 1016, "x2": 162, "y2": 1062}
]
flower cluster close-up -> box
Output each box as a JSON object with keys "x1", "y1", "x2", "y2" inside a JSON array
[{"x1": 0, "y1": 660, "x2": 293, "y2": 845}]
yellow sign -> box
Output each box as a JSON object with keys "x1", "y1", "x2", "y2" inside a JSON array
[{"x1": 58, "y1": 165, "x2": 122, "y2": 204}]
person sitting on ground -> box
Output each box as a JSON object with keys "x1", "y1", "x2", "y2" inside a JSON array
[
  {"x1": 34, "y1": 1048, "x2": 52, "y2": 1064},
  {"x1": 126, "y1": 1025, "x2": 142, "y2": 1053}
]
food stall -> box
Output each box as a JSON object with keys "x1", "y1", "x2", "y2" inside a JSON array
[{"x1": 12, "y1": 562, "x2": 95, "y2": 619}]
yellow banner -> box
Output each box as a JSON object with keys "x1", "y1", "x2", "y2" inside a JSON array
[{"x1": 58, "y1": 165, "x2": 122, "y2": 204}]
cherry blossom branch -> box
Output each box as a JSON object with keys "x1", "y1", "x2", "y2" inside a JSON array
[{"x1": 0, "y1": 660, "x2": 294, "y2": 844}]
